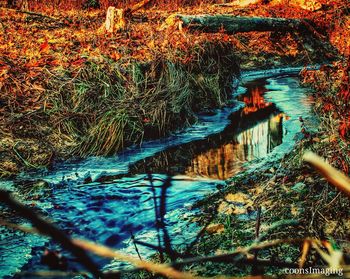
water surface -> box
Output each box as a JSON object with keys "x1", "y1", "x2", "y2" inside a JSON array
[{"x1": 0, "y1": 70, "x2": 316, "y2": 278}]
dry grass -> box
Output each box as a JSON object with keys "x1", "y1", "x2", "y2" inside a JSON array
[
  {"x1": 0, "y1": 0, "x2": 343, "y2": 175},
  {"x1": 43, "y1": 43, "x2": 238, "y2": 158}
]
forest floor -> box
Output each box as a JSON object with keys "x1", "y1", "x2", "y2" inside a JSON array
[
  {"x1": 0, "y1": 0, "x2": 347, "y2": 177},
  {"x1": 0, "y1": 0, "x2": 350, "y2": 277},
  {"x1": 176, "y1": 2, "x2": 350, "y2": 277}
]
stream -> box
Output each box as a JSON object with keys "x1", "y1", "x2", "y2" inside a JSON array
[{"x1": 0, "y1": 67, "x2": 317, "y2": 278}]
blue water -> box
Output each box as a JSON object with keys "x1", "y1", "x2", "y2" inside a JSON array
[{"x1": 0, "y1": 68, "x2": 317, "y2": 278}]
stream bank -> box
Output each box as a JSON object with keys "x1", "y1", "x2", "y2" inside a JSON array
[
  {"x1": 1, "y1": 0, "x2": 340, "y2": 178},
  {"x1": 173, "y1": 63, "x2": 350, "y2": 278},
  {"x1": 0, "y1": 68, "x2": 321, "y2": 278},
  {"x1": 0, "y1": 42, "x2": 239, "y2": 178}
]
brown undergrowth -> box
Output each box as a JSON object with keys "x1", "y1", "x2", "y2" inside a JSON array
[
  {"x1": 186, "y1": 129, "x2": 350, "y2": 276},
  {"x1": 0, "y1": 45, "x2": 238, "y2": 177},
  {"x1": 162, "y1": 2, "x2": 349, "y2": 274},
  {"x1": 0, "y1": 0, "x2": 343, "y2": 177},
  {"x1": 184, "y1": 12, "x2": 349, "y2": 277}
]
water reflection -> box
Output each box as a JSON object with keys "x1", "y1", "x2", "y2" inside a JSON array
[
  {"x1": 242, "y1": 86, "x2": 271, "y2": 114},
  {"x1": 186, "y1": 113, "x2": 283, "y2": 179},
  {"x1": 129, "y1": 79, "x2": 284, "y2": 180}
]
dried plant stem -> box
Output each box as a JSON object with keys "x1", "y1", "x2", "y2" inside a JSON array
[
  {"x1": 0, "y1": 218, "x2": 302, "y2": 278},
  {"x1": 0, "y1": 220, "x2": 198, "y2": 279},
  {"x1": 73, "y1": 239, "x2": 199, "y2": 279},
  {"x1": 299, "y1": 240, "x2": 311, "y2": 268},
  {"x1": 0, "y1": 191, "x2": 102, "y2": 278},
  {"x1": 303, "y1": 151, "x2": 350, "y2": 197}
]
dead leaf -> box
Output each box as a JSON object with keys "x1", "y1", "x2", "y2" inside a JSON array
[
  {"x1": 40, "y1": 41, "x2": 50, "y2": 54},
  {"x1": 206, "y1": 223, "x2": 225, "y2": 234}
]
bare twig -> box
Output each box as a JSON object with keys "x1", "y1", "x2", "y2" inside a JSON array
[
  {"x1": 1, "y1": 216, "x2": 310, "y2": 278},
  {"x1": 255, "y1": 206, "x2": 262, "y2": 239},
  {"x1": 252, "y1": 206, "x2": 262, "y2": 275},
  {"x1": 299, "y1": 239, "x2": 311, "y2": 268},
  {"x1": 134, "y1": 239, "x2": 184, "y2": 258},
  {"x1": 73, "y1": 239, "x2": 199, "y2": 279},
  {"x1": 0, "y1": 219, "x2": 197, "y2": 279},
  {"x1": 130, "y1": 230, "x2": 143, "y2": 261},
  {"x1": 311, "y1": 240, "x2": 344, "y2": 269},
  {"x1": 171, "y1": 238, "x2": 307, "y2": 269},
  {"x1": 0, "y1": 7, "x2": 60, "y2": 21},
  {"x1": 0, "y1": 219, "x2": 41, "y2": 234},
  {"x1": 183, "y1": 194, "x2": 223, "y2": 256},
  {"x1": 105, "y1": 255, "x2": 301, "y2": 277},
  {"x1": 147, "y1": 173, "x2": 164, "y2": 262},
  {"x1": 159, "y1": 176, "x2": 176, "y2": 262},
  {"x1": 134, "y1": 240, "x2": 163, "y2": 252},
  {"x1": 303, "y1": 151, "x2": 350, "y2": 198},
  {"x1": 0, "y1": 190, "x2": 102, "y2": 278}
]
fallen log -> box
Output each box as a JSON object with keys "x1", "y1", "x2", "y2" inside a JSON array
[
  {"x1": 0, "y1": 7, "x2": 60, "y2": 21},
  {"x1": 216, "y1": 0, "x2": 322, "y2": 11},
  {"x1": 162, "y1": 14, "x2": 307, "y2": 34}
]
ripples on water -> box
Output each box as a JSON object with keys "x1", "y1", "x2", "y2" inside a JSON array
[{"x1": 0, "y1": 70, "x2": 316, "y2": 278}]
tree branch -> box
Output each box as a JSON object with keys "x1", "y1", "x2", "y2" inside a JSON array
[{"x1": 0, "y1": 190, "x2": 102, "y2": 278}]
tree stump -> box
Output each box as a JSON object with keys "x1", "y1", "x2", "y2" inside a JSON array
[
  {"x1": 100, "y1": 1, "x2": 152, "y2": 34},
  {"x1": 104, "y1": 6, "x2": 126, "y2": 33}
]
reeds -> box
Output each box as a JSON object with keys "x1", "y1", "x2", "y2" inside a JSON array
[{"x1": 46, "y1": 42, "x2": 238, "y2": 157}]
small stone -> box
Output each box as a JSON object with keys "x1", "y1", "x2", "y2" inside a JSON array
[
  {"x1": 206, "y1": 223, "x2": 225, "y2": 234},
  {"x1": 305, "y1": 176, "x2": 314, "y2": 184}
]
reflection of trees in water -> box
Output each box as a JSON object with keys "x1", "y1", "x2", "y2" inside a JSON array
[
  {"x1": 241, "y1": 86, "x2": 272, "y2": 115},
  {"x1": 184, "y1": 80, "x2": 284, "y2": 180},
  {"x1": 129, "y1": 79, "x2": 284, "y2": 180},
  {"x1": 186, "y1": 113, "x2": 284, "y2": 180},
  {"x1": 269, "y1": 113, "x2": 283, "y2": 150}
]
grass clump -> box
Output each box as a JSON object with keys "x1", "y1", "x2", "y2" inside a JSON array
[
  {"x1": 44, "y1": 42, "x2": 238, "y2": 158},
  {"x1": 0, "y1": 39, "x2": 239, "y2": 177}
]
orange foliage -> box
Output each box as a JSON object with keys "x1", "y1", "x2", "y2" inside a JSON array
[
  {"x1": 1, "y1": 0, "x2": 347, "y2": 116},
  {"x1": 14, "y1": 0, "x2": 220, "y2": 11},
  {"x1": 302, "y1": 60, "x2": 350, "y2": 172}
]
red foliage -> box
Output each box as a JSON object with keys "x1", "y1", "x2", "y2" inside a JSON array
[
  {"x1": 339, "y1": 58, "x2": 350, "y2": 101},
  {"x1": 339, "y1": 119, "x2": 350, "y2": 140}
]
